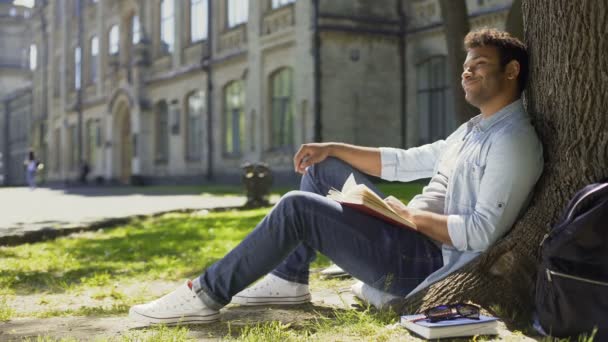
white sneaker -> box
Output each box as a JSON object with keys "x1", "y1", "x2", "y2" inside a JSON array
[
  {"x1": 231, "y1": 274, "x2": 311, "y2": 306},
  {"x1": 129, "y1": 281, "x2": 220, "y2": 325},
  {"x1": 351, "y1": 280, "x2": 400, "y2": 310},
  {"x1": 320, "y1": 264, "x2": 350, "y2": 279}
]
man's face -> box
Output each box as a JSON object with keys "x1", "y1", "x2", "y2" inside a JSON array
[{"x1": 461, "y1": 46, "x2": 509, "y2": 108}]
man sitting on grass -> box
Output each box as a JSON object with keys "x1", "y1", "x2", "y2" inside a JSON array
[{"x1": 129, "y1": 28, "x2": 543, "y2": 325}]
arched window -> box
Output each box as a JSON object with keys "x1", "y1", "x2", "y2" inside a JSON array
[
  {"x1": 223, "y1": 81, "x2": 245, "y2": 156},
  {"x1": 155, "y1": 101, "x2": 169, "y2": 163},
  {"x1": 29, "y1": 44, "x2": 37, "y2": 70},
  {"x1": 109, "y1": 25, "x2": 119, "y2": 55},
  {"x1": 270, "y1": 67, "x2": 294, "y2": 150},
  {"x1": 186, "y1": 91, "x2": 204, "y2": 160},
  {"x1": 160, "y1": 0, "x2": 175, "y2": 53},
  {"x1": 132, "y1": 15, "x2": 141, "y2": 44},
  {"x1": 74, "y1": 46, "x2": 81, "y2": 90},
  {"x1": 227, "y1": 0, "x2": 248, "y2": 28},
  {"x1": 272, "y1": 0, "x2": 294, "y2": 9},
  {"x1": 191, "y1": 0, "x2": 208, "y2": 42},
  {"x1": 416, "y1": 56, "x2": 455, "y2": 145},
  {"x1": 90, "y1": 36, "x2": 99, "y2": 83}
]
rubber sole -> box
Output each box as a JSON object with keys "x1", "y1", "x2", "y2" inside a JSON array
[
  {"x1": 231, "y1": 293, "x2": 312, "y2": 306},
  {"x1": 129, "y1": 308, "x2": 220, "y2": 325}
]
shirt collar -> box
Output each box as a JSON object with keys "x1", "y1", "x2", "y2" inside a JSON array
[{"x1": 472, "y1": 99, "x2": 524, "y2": 133}]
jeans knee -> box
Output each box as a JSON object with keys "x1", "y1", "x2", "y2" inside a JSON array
[
  {"x1": 306, "y1": 157, "x2": 347, "y2": 182},
  {"x1": 278, "y1": 190, "x2": 308, "y2": 211}
]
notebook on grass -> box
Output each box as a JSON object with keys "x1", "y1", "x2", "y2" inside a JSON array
[{"x1": 400, "y1": 314, "x2": 499, "y2": 339}]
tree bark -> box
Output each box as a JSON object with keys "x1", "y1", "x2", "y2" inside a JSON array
[
  {"x1": 438, "y1": 0, "x2": 477, "y2": 123},
  {"x1": 390, "y1": 0, "x2": 608, "y2": 328}
]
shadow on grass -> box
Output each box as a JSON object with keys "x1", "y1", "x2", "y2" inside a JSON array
[
  {"x1": 0, "y1": 210, "x2": 269, "y2": 294},
  {"x1": 169, "y1": 303, "x2": 361, "y2": 339},
  {"x1": 1, "y1": 182, "x2": 423, "y2": 296}
]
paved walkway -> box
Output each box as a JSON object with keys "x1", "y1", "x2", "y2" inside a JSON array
[{"x1": 0, "y1": 186, "x2": 248, "y2": 245}]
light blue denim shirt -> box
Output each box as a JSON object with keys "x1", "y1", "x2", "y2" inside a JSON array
[{"x1": 379, "y1": 99, "x2": 544, "y2": 297}]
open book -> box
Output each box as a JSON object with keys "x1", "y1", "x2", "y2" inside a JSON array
[{"x1": 327, "y1": 174, "x2": 416, "y2": 229}]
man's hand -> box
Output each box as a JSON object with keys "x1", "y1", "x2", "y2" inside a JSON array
[
  {"x1": 384, "y1": 195, "x2": 453, "y2": 245},
  {"x1": 293, "y1": 143, "x2": 332, "y2": 174},
  {"x1": 384, "y1": 196, "x2": 418, "y2": 228}
]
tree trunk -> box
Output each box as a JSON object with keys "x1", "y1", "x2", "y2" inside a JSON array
[
  {"x1": 391, "y1": 0, "x2": 608, "y2": 328},
  {"x1": 438, "y1": 0, "x2": 477, "y2": 123}
]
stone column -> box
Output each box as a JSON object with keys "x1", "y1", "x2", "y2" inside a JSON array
[
  {"x1": 104, "y1": 112, "x2": 113, "y2": 181},
  {"x1": 246, "y1": 1, "x2": 262, "y2": 161},
  {"x1": 172, "y1": 0, "x2": 183, "y2": 68}
]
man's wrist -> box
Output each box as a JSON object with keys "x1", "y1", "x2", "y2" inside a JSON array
[{"x1": 326, "y1": 143, "x2": 340, "y2": 158}]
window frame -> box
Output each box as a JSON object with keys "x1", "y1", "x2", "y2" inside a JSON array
[
  {"x1": 89, "y1": 36, "x2": 99, "y2": 84},
  {"x1": 155, "y1": 101, "x2": 170, "y2": 164},
  {"x1": 269, "y1": 67, "x2": 295, "y2": 151},
  {"x1": 132, "y1": 14, "x2": 141, "y2": 45},
  {"x1": 160, "y1": 0, "x2": 175, "y2": 53},
  {"x1": 271, "y1": 0, "x2": 295, "y2": 10},
  {"x1": 226, "y1": 0, "x2": 248, "y2": 29},
  {"x1": 29, "y1": 44, "x2": 37, "y2": 70},
  {"x1": 74, "y1": 46, "x2": 82, "y2": 90},
  {"x1": 108, "y1": 24, "x2": 119, "y2": 55},
  {"x1": 415, "y1": 55, "x2": 453, "y2": 145},
  {"x1": 190, "y1": 0, "x2": 208, "y2": 43},
  {"x1": 223, "y1": 81, "x2": 245, "y2": 157},
  {"x1": 185, "y1": 90, "x2": 205, "y2": 161}
]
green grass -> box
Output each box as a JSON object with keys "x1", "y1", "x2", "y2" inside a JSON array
[
  {"x1": 0, "y1": 295, "x2": 15, "y2": 321},
  {"x1": 0, "y1": 208, "x2": 274, "y2": 295},
  {"x1": 114, "y1": 180, "x2": 425, "y2": 201},
  {"x1": 0, "y1": 181, "x2": 433, "y2": 340},
  {"x1": 0, "y1": 181, "x2": 423, "y2": 297}
]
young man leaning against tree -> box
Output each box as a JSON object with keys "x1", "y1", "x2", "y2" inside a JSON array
[{"x1": 129, "y1": 28, "x2": 544, "y2": 325}]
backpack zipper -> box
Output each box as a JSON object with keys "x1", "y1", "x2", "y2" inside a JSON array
[
  {"x1": 546, "y1": 268, "x2": 608, "y2": 286},
  {"x1": 565, "y1": 183, "x2": 608, "y2": 221},
  {"x1": 540, "y1": 183, "x2": 608, "y2": 250}
]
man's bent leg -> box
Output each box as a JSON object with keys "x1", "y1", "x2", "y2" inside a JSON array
[
  {"x1": 272, "y1": 158, "x2": 386, "y2": 283},
  {"x1": 193, "y1": 191, "x2": 441, "y2": 310}
]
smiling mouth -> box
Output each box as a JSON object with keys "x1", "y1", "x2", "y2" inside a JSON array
[{"x1": 462, "y1": 80, "x2": 479, "y2": 88}]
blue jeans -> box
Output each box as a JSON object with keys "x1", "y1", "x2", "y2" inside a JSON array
[{"x1": 194, "y1": 158, "x2": 443, "y2": 310}]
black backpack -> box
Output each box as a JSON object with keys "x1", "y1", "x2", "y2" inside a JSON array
[{"x1": 535, "y1": 182, "x2": 608, "y2": 339}]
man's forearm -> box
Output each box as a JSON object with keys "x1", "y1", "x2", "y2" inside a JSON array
[
  {"x1": 327, "y1": 143, "x2": 382, "y2": 177},
  {"x1": 412, "y1": 210, "x2": 453, "y2": 246}
]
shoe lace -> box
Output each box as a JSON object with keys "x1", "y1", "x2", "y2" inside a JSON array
[{"x1": 150, "y1": 286, "x2": 198, "y2": 311}]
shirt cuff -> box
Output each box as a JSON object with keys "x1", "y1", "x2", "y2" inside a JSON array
[
  {"x1": 379, "y1": 147, "x2": 399, "y2": 181},
  {"x1": 447, "y1": 214, "x2": 468, "y2": 251}
]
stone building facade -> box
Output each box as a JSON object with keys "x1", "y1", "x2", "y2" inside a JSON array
[
  {"x1": 0, "y1": 0, "x2": 34, "y2": 185},
  {"x1": 2, "y1": 0, "x2": 517, "y2": 186}
]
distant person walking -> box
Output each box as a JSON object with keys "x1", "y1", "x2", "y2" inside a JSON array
[{"x1": 23, "y1": 150, "x2": 42, "y2": 190}]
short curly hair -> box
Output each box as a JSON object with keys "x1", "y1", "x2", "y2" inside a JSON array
[{"x1": 464, "y1": 28, "x2": 528, "y2": 92}]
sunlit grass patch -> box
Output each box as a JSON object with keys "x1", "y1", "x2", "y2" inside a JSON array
[
  {"x1": 0, "y1": 295, "x2": 15, "y2": 321},
  {"x1": 221, "y1": 306, "x2": 406, "y2": 342},
  {"x1": 0, "y1": 208, "x2": 271, "y2": 296},
  {"x1": 118, "y1": 325, "x2": 193, "y2": 342}
]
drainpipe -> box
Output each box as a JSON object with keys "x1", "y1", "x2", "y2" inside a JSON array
[
  {"x1": 204, "y1": 0, "x2": 214, "y2": 180},
  {"x1": 312, "y1": 0, "x2": 322, "y2": 142},
  {"x1": 397, "y1": 0, "x2": 407, "y2": 148}
]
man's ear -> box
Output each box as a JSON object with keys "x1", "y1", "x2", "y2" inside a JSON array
[{"x1": 505, "y1": 60, "x2": 520, "y2": 81}]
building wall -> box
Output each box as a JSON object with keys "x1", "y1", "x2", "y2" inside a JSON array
[
  {"x1": 4, "y1": 89, "x2": 33, "y2": 185},
  {"x1": 0, "y1": 2, "x2": 34, "y2": 186},
  {"x1": 405, "y1": 0, "x2": 513, "y2": 146},
  {"x1": 0, "y1": 3, "x2": 33, "y2": 98},
  {"x1": 13, "y1": 0, "x2": 517, "y2": 186}
]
